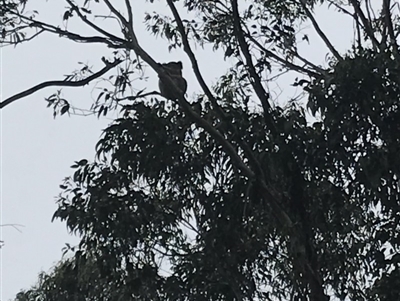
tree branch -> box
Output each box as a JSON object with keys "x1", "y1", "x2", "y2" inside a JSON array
[
  {"x1": 299, "y1": 0, "x2": 342, "y2": 61},
  {"x1": 231, "y1": 0, "x2": 272, "y2": 115},
  {"x1": 0, "y1": 58, "x2": 122, "y2": 109},
  {"x1": 383, "y1": 0, "x2": 399, "y2": 53},
  {"x1": 292, "y1": 51, "x2": 329, "y2": 76},
  {"x1": 245, "y1": 32, "x2": 323, "y2": 78},
  {"x1": 2, "y1": 29, "x2": 45, "y2": 46},
  {"x1": 348, "y1": 0, "x2": 380, "y2": 50},
  {"x1": 125, "y1": 0, "x2": 134, "y2": 28},
  {"x1": 116, "y1": 91, "x2": 161, "y2": 102},
  {"x1": 65, "y1": 0, "x2": 127, "y2": 44},
  {"x1": 11, "y1": 12, "x2": 126, "y2": 48}
]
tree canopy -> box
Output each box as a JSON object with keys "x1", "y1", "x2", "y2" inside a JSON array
[{"x1": 3, "y1": 0, "x2": 400, "y2": 300}]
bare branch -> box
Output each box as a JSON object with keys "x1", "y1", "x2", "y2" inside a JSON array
[
  {"x1": 66, "y1": 0, "x2": 126, "y2": 44},
  {"x1": 348, "y1": 0, "x2": 380, "y2": 50},
  {"x1": 325, "y1": 0, "x2": 364, "y2": 49},
  {"x1": 365, "y1": 0, "x2": 377, "y2": 26},
  {"x1": 10, "y1": 12, "x2": 126, "y2": 48},
  {"x1": 116, "y1": 91, "x2": 161, "y2": 102},
  {"x1": 326, "y1": 0, "x2": 355, "y2": 18},
  {"x1": 0, "y1": 224, "x2": 25, "y2": 233},
  {"x1": 355, "y1": 13, "x2": 363, "y2": 49},
  {"x1": 102, "y1": 0, "x2": 129, "y2": 32},
  {"x1": 125, "y1": 0, "x2": 134, "y2": 27},
  {"x1": 245, "y1": 32, "x2": 323, "y2": 78},
  {"x1": 299, "y1": 0, "x2": 342, "y2": 61},
  {"x1": 292, "y1": 51, "x2": 329, "y2": 76},
  {"x1": 1, "y1": 58, "x2": 122, "y2": 109},
  {"x1": 2, "y1": 29, "x2": 45, "y2": 46}
]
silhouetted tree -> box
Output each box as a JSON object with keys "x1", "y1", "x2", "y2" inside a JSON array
[{"x1": 3, "y1": 1, "x2": 400, "y2": 300}]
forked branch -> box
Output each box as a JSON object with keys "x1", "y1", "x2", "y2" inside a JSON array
[
  {"x1": 348, "y1": 0, "x2": 380, "y2": 50},
  {"x1": 383, "y1": 0, "x2": 399, "y2": 53}
]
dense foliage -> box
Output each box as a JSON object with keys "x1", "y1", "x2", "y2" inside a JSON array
[{"x1": 3, "y1": 0, "x2": 400, "y2": 300}]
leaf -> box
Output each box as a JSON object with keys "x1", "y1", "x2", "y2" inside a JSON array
[
  {"x1": 224, "y1": 47, "x2": 234, "y2": 58},
  {"x1": 60, "y1": 104, "x2": 70, "y2": 115},
  {"x1": 63, "y1": 10, "x2": 72, "y2": 21},
  {"x1": 78, "y1": 159, "x2": 88, "y2": 166}
]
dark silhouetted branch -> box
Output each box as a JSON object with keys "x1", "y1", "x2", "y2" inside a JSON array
[
  {"x1": 348, "y1": 0, "x2": 380, "y2": 50},
  {"x1": 1, "y1": 58, "x2": 122, "y2": 109},
  {"x1": 300, "y1": 0, "x2": 342, "y2": 61}
]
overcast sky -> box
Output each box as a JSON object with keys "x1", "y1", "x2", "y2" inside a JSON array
[{"x1": 0, "y1": 1, "x2": 353, "y2": 300}]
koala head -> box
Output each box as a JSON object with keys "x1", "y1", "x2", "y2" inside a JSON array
[{"x1": 161, "y1": 61, "x2": 183, "y2": 76}]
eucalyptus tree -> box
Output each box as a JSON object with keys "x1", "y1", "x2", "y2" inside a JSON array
[{"x1": 3, "y1": 1, "x2": 400, "y2": 300}]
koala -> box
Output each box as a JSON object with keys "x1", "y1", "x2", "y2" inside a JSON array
[{"x1": 158, "y1": 61, "x2": 187, "y2": 100}]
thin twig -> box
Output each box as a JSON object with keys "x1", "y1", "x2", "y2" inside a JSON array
[
  {"x1": 292, "y1": 51, "x2": 329, "y2": 76},
  {"x1": 245, "y1": 32, "x2": 323, "y2": 78},
  {"x1": 10, "y1": 12, "x2": 125, "y2": 48},
  {"x1": 116, "y1": 91, "x2": 161, "y2": 102},
  {"x1": 0, "y1": 224, "x2": 25, "y2": 233},
  {"x1": 66, "y1": 0, "x2": 125, "y2": 43},
  {"x1": 1, "y1": 29, "x2": 45, "y2": 46}
]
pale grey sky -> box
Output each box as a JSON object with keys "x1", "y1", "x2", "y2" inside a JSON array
[{"x1": 0, "y1": 1, "x2": 353, "y2": 300}]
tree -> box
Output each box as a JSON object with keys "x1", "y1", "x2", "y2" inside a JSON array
[{"x1": 3, "y1": 0, "x2": 400, "y2": 300}]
